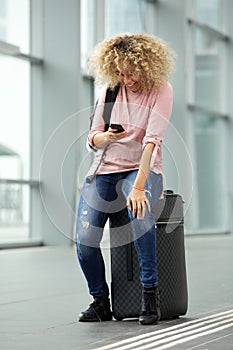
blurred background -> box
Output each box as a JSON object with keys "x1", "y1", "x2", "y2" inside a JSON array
[{"x1": 0, "y1": 0, "x2": 233, "y2": 248}]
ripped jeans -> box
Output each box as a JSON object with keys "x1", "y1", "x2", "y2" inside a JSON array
[{"x1": 76, "y1": 170, "x2": 163, "y2": 297}]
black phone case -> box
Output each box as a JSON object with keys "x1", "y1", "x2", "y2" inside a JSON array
[{"x1": 110, "y1": 123, "x2": 125, "y2": 133}]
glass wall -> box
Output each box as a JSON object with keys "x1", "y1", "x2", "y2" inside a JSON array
[
  {"x1": 0, "y1": 0, "x2": 30, "y2": 243},
  {"x1": 0, "y1": 57, "x2": 30, "y2": 180},
  {"x1": 195, "y1": 0, "x2": 220, "y2": 29},
  {"x1": 193, "y1": 112, "x2": 227, "y2": 231},
  {"x1": 188, "y1": 0, "x2": 229, "y2": 233},
  {"x1": 0, "y1": 0, "x2": 30, "y2": 52},
  {"x1": 194, "y1": 27, "x2": 222, "y2": 110},
  {"x1": 106, "y1": 0, "x2": 146, "y2": 37},
  {"x1": 80, "y1": 0, "x2": 95, "y2": 72}
]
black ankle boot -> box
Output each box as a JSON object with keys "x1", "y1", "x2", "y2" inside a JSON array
[
  {"x1": 139, "y1": 287, "x2": 161, "y2": 325},
  {"x1": 79, "y1": 296, "x2": 112, "y2": 322}
]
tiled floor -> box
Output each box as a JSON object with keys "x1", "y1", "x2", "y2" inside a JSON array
[{"x1": 1, "y1": 235, "x2": 233, "y2": 350}]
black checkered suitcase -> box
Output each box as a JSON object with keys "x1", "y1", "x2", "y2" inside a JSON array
[{"x1": 109, "y1": 190, "x2": 188, "y2": 321}]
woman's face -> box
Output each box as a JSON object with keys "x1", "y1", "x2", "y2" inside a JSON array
[{"x1": 117, "y1": 68, "x2": 142, "y2": 93}]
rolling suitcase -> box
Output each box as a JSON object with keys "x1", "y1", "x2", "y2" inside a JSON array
[{"x1": 109, "y1": 190, "x2": 188, "y2": 320}]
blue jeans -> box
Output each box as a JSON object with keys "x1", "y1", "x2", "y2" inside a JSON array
[{"x1": 76, "y1": 170, "x2": 163, "y2": 297}]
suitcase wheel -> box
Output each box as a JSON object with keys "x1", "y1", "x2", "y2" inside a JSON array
[
  {"x1": 171, "y1": 314, "x2": 180, "y2": 319},
  {"x1": 114, "y1": 316, "x2": 123, "y2": 321}
]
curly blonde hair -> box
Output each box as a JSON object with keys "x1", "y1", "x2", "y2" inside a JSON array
[{"x1": 88, "y1": 33, "x2": 176, "y2": 92}]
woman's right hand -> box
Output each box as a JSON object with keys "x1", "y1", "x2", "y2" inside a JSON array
[
  {"x1": 92, "y1": 128, "x2": 127, "y2": 148},
  {"x1": 107, "y1": 127, "x2": 127, "y2": 142}
]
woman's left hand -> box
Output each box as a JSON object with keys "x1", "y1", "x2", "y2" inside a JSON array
[{"x1": 127, "y1": 188, "x2": 151, "y2": 219}]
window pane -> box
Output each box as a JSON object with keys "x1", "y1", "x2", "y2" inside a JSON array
[
  {"x1": 107, "y1": 0, "x2": 146, "y2": 37},
  {"x1": 194, "y1": 28, "x2": 221, "y2": 110},
  {"x1": 195, "y1": 0, "x2": 220, "y2": 29},
  {"x1": 0, "y1": 0, "x2": 30, "y2": 53},
  {"x1": 0, "y1": 183, "x2": 29, "y2": 243},
  {"x1": 0, "y1": 55, "x2": 30, "y2": 181},
  {"x1": 193, "y1": 112, "x2": 226, "y2": 231},
  {"x1": 80, "y1": 0, "x2": 95, "y2": 72}
]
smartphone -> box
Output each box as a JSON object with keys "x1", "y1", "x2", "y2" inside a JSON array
[{"x1": 110, "y1": 123, "x2": 125, "y2": 133}]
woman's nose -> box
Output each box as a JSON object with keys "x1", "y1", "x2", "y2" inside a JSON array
[{"x1": 123, "y1": 75, "x2": 132, "y2": 84}]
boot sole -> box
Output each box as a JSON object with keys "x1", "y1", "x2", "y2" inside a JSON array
[
  {"x1": 139, "y1": 316, "x2": 159, "y2": 325},
  {"x1": 79, "y1": 315, "x2": 112, "y2": 322},
  {"x1": 79, "y1": 318, "x2": 112, "y2": 322}
]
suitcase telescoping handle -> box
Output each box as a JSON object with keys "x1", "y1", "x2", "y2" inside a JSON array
[{"x1": 163, "y1": 189, "x2": 174, "y2": 195}]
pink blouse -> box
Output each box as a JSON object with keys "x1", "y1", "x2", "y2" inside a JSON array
[{"x1": 87, "y1": 82, "x2": 173, "y2": 177}]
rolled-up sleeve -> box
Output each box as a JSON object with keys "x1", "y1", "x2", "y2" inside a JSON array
[
  {"x1": 142, "y1": 82, "x2": 173, "y2": 164},
  {"x1": 87, "y1": 88, "x2": 107, "y2": 151}
]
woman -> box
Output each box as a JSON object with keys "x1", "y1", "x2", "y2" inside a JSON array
[{"x1": 76, "y1": 33, "x2": 175, "y2": 325}]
